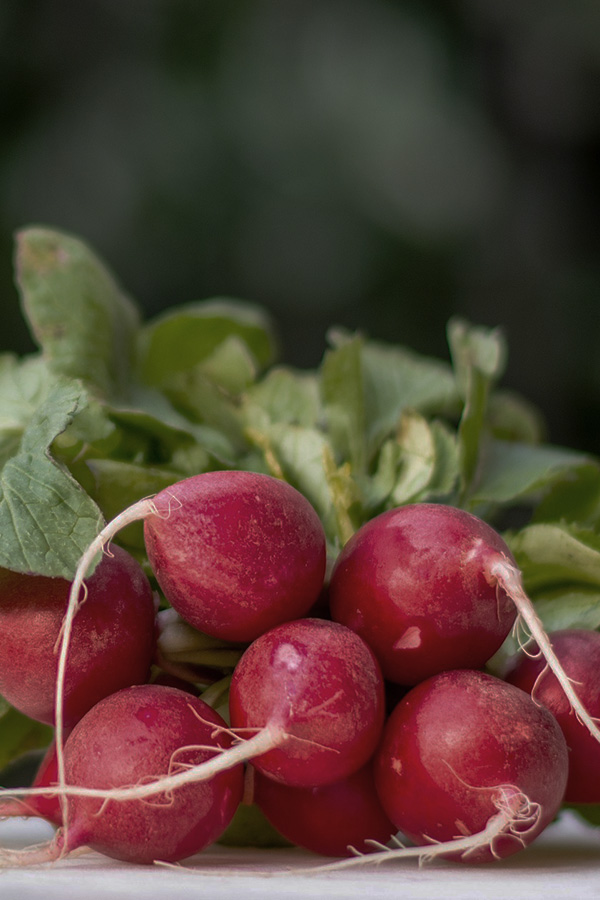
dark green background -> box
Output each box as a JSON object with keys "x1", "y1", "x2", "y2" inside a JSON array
[{"x1": 1, "y1": 1, "x2": 599, "y2": 449}]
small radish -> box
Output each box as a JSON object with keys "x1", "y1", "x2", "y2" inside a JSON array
[
  {"x1": 505, "y1": 628, "x2": 600, "y2": 804},
  {"x1": 0, "y1": 742, "x2": 62, "y2": 826},
  {"x1": 0, "y1": 685, "x2": 244, "y2": 866},
  {"x1": 253, "y1": 762, "x2": 396, "y2": 857},
  {"x1": 309, "y1": 669, "x2": 568, "y2": 871},
  {"x1": 143, "y1": 470, "x2": 327, "y2": 643},
  {"x1": 228, "y1": 617, "x2": 386, "y2": 787},
  {"x1": 0, "y1": 545, "x2": 156, "y2": 728},
  {"x1": 329, "y1": 503, "x2": 600, "y2": 747},
  {"x1": 374, "y1": 670, "x2": 568, "y2": 862}
]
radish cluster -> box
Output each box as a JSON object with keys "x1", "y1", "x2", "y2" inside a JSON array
[{"x1": 1, "y1": 473, "x2": 598, "y2": 870}]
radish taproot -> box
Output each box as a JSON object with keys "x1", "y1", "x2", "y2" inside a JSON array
[
  {"x1": 505, "y1": 628, "x2": 600, "y2": 804},
  {"x1": 329, "y1": 503, "x2": 600, "y2": 746},
  {"x1": 0, "y1": 545, "x2": 156, "y2": 729},
  {"x1": 0, "y1": 685, "x2": 244, "y2": 866},
  {"x1": 307, "y1": 669, "x2": 569, "y2": 871}
]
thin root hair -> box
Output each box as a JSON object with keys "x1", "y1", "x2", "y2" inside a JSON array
[{"x1": 148, "y1": 491, "x2": 183, "y2": 520}]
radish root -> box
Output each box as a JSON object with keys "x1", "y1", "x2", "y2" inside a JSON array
[
  {"x1": 291, "y1": 787, "x2": 542, "y2": 873},
  {"x1": 491, "y1": 556, "x2": 600, "y2": 746}
]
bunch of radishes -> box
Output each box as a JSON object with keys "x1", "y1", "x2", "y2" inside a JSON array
[{"x1": 1, "y1": 469, "x2": 599, "y2": 869}]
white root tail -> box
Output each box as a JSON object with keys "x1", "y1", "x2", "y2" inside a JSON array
[
  {"x1": 55, "y1": 497, "x2": 159, "y2": 831},
  {"x1": 292, "y1": 787, "x2": 542, "y2": 874},
  {"x1": 0, "y1": 723, "x2": 286, "y2": 808},
  {"x1": 491, "y1": 556, "x2": 600, "y2": 747}
]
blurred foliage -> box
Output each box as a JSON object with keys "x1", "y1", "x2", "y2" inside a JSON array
[{"x1": 0, "y1": 0, "x2": 599, "y2": 449}]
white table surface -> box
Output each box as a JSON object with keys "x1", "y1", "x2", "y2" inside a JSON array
[{"x1": 1, "y1": 810, "x2": 599, "y2": 899}]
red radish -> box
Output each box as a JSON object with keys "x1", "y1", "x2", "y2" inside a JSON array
[
  {"x1": 329, "y1": 503, "x2": 600, "y2": 746},
  {"x1": 372, "y1": 670, "x2": 568, "y2": 863},
  {"x1": 0, "y1": 742, "x2": 62, "y2": 826},
  {"x1": 0, "y1": 685, "x2": 244, "y2": 866},
  {"x1": 228, "y1": 618, "x2": 386, "y2": 787},
  {"x1": 329, "y1": 504, "x2": 517, "y2": 684},
  {"x1": 144, "y1": 470, "x2": 327, "y2": 643},
  {"x1": 310, "y1": 669, "x2": 568, "y2": 872},
  {"x1": 0, "y1": 545, "x2": 156, "y2": 728},
  {"x1": 253, "y1": 762, "x2": 395, "y2": 856},
  {"x1": 505, "y1": 628, "x2": 600, "y2": 804}
]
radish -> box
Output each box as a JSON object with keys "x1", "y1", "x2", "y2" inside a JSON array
[
  {"x1": 228, "y1": 617, "x2": 386, "y2": 787},
  {"x1": 143, "y1": 470, "x2": 327, "y2": 643},
  {"x1": 505, "y1": 628, "x2": 600, "y2": 804},
  {"x1": 253, "y1": 762, "x2": 396, "y2": 856},
  {"x1": 329, "y1": 503, "x2": 600, "y2": 747},
  {"x1": 0, "y1": 741, "x2": 62, "y2": 826},
  {"x1": 0, "y1": 685, "x2": 244, "y2": 866},
  {"x1": 65, "y1": 470, "x2": 326, "y2": 647},
  {"x1": 0, "y1": 545, "x2": 156, "y2": 729},
  {"x1": 308, "y1": 669, "x2": 569, "y2": 871}
]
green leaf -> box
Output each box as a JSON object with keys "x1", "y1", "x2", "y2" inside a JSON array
[
  {"x1": 507, "y1": 523, "x2": 600, "y2": 594},
  {"x1": 243, "y1": 367, "x2": 321, "y2": 429},
  {"x1": 137, "y1": 299, "x2": 277, "y2": 388},
  {"x1": 0, "y1": 702, "x2": 53, "y2": 772},
  {"x1": 162, "y1": 371, "x2": 248, "y2": 453},
  {"x1": 389, "y1": 410, "x2": 437, "y2": 506},
  {"x1": 426, "y1": 420, "x2": 460, "y2": 500},
  {"x1": 0, "y1": 355, "x2": 55, "y2": 467},
  {"x1": 0, "y1": 380, "x2": 104, "y2": 578},
  {"x1": 15, "y1": 227, "x2": 140, "y2": 400},
  {"x1": 488, "y1": 390, "x2": 545, "y2": 444},
  {"x1": 469, "y1": 440, "x2": 590, "y2": 506},
  {"x1": 321, "y1": 333, "x2": 367, "y2": 474},
  {"x1": 568, "y1": 806, "x2": 600, "y2": 828},
  {"x1": 447, "y1": 318, "x2": 507, "y2": 499},
  {"x1": 218, "y1": 802, "x2": 292, "y2": 848},
  {"x1": 85, "y1": 459, "x2": 182, "y2": 550},
  {"x1": 533, "y1": 587, "x2": 600, "y2": 633},
  {"x1": 361, "y1": 338, "x2": 458, "y2": 457},
  {"x1": 447, "y1": 317, "x2": 507, "y2": 394},
  {"x1": 197, "y1": 335, "x2": 258, "y2": 395},
  {"x1": 532, "y1": 462, "x2": 600, "y2": 527},
  {"x1": 108, "y1": 385, "x2": 237, "y2": 466},
  {"x1": 321, "y1": 330, "x2": 459, "y2": 474}
]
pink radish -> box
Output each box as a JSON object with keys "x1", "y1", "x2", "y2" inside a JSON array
[
  {"x1": 228, "y1": 617, "x2": 386, "y2": 787},
  {"x1": 0, "y1": 545, "x2": 156, "y2": 728},
  {"x1": 21, "y1": 470, "x2": 326, "y2": 826},
  {"x1": 0, "y1": 685, "x2": 244, "y2": 866},
  {"x1": 308, "y1": 669, "x2": 568, "y2": 871},
  {"x1": 1, "y1": 617, "x2": 385, "y2": 857},
  {"x1": 143, "y1": 470, "x2": 327, "y2": 643},
  {"x1": 505, "y1": 628, "x2": 600, "y2": 804}
]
